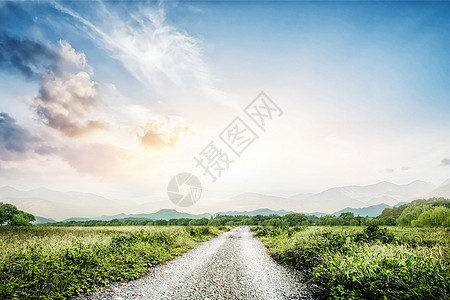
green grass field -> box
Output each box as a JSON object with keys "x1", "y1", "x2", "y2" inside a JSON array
[
  {"x1": 0, "y1": 226, "x2": 228, "y2": 299},
  {"x1": 252, "y1": 225, "x2": 450, "y2": 299}
]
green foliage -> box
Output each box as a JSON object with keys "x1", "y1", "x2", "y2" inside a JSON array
[
  {"x1": 252, "y1": 225, "x2": 304, "y2": 237},
  {"x1": 378, "y1": 204, "x2": 408, "y2": 219},
  {"x1": 375, "y1": 198, "x2": 450, "y2": 226},
  {"x1": 189, "y1": 217, "x2": 209, "y2": 226},
  {"x1": 154, "y1": 219, "x2": 168, "y2": 226},
  {"x1": 355, "y1": 225, "x2": 395, "y2": 243},
  {"x1": 0, "y1": 226, "x2": 228, "y2": 299},
  {"x1": 0, "y1": 202, "x2": 19, "y2": 224},
  {"x1": 316, "y1": 213, "x2": 368, "y2": 226},
  {"x1": 10, "y1": 212, "x2": 35, "y2": 226},
  {"x1": 185, "y1": 226, "x2": 212, "y2": 237},
  {"x1": 43, "y1": 213, "x2": 321, "y2": 227},
  {"x1": 397, "y1": 198, "x2": 450, "y2": 226},
  {"x1": 168, "y1": 218, "x2": 192, "y2": 226},
  {"x1": 0, "y1": 202, "x2": 35, "y2": 226},
  {"x1": 410, "y1": 206, "x2": 450, "y2": 227},
  {"x1": 256, "y1": 226, "x2": 449, "y2": 299}
]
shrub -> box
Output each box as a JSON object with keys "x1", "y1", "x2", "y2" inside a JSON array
[
  {"x1": 255, "y1": 226, "x2": 449, "y2": 299},
  {"x1": 355, "y1": 225, "x2": 395, "y2": 243}
]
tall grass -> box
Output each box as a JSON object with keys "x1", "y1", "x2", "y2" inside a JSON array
[
  {"x1": 253, "y1": 226, "x2": 449, "y2": 299},
  {"x1": 0, "y1": 226, "x2": 228, "y2": 299}
]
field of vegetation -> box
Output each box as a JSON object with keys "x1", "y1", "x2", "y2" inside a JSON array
[
  {"x1": 1, "y1": 198, "x2": 448, "y2": 299},
  {"x1": 0, "y1": 225, "x2": 228, "y2": 299},
  {"x1": 253, "y1": 225, "x2": 449, "y2": 299}
]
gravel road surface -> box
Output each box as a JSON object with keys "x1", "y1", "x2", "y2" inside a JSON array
[{"x1": 76, "y1": 226, "x2": 323, "y2": 300}]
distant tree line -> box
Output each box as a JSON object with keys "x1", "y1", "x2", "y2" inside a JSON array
[
  {"x1": 14, "y1": 197, "x2": 450, "y2": 227},
  {"x1": 36, "y1": 213, "x2": 376, "y2": 227}
]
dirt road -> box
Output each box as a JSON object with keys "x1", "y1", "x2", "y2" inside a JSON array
[{"x1": 77, "y1": 226, "x2": 322, "y2": 299}]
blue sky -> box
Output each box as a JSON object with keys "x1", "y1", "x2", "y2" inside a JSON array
[{"x1": 0, "y1": 1, "x2": 449, "y2": 212}]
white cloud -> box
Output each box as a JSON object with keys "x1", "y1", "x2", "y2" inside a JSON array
[
  {"x1": 53, "y1": 2, "x2": 217, "y2": 95},
  {"x1": 58, "y1": 40, "x2": 93, "y2": 74},
  {"x1": 138, "y1": 116, "x2": 189, "y2": 149},
  {"x1": 33, "y1": 71, "x2": 108, "y2": 137}
]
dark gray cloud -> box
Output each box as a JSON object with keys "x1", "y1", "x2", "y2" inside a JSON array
[
  {"x1": 441, "y1": 158, "x2": 450, "y2": 166},
  {"x1": 0, "y1": 112, "x2": 39, "y2": 160},
  {"x1": 0, "y1": 32, "x2": 59, "y2": 79}
]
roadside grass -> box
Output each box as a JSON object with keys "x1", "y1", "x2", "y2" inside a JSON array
[
  {"x1": 0, "y1": 226, "x2": 229, "y2": 299},
  {"x1": 252, "y1": 226, "x2": 449, "y2": 299}
]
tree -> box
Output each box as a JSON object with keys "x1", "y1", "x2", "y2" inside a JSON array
[
  {"x1": 154, "y1": 219, "x2": 168, "y2": 226},
  {"x1": 339, "y1": 212, "x2": 355, "y2": 225},
  {"x1": 282, "y1": 214, "x2": 309, "y2": 226},
  {"x1": 411, "y1": 206, "x2": 450, "y2": 227},
  {"x1": 189, "y1": 218, "x2": 209, "y2": 226},
  {"x1": 10, "y1": 212, "x2": 35, "y2": 226},
  {"x1": 0, "y1": 202, "x2": 35, "y2": 226}
]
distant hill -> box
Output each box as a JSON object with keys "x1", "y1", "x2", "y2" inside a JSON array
[
  {"x1": 0, "y1": 186, "x2": 117, "y2": 220},
  {"x1": 222, "y1": 193, "x2": 293, "y2": 211},
  {"x1": 426, "y1": 179, "x2": 450, "y2": 198},
  {"x1": 32, "y1": 216, "x2": 57, "y2": 224},
  {"x1": 288, "y1": 180, "x2": 435, "y2": 213},
  {"x1": 59, "y1": 208, "x2": 325, "y2": 222},
  {"x1": 214, "y1": 208, "x2": 325, "y2": 217},
  {"x1": 63, "y1": 209, "x2": 211, "y2": 222},
  {"x1": 333, "y1": 203, "x2": 391, "y2": 217},
  {"x1": 228, "y1": 180, "x2": 437, "y2": 214}
]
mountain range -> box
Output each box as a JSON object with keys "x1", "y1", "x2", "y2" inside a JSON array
[
  {"x1": 1, "y1": 179, "x2": 449, "y2": 221},
  {"x1": 221, "y1": 180, "x2": 446, "y2": 213},
  {"x1": 0, "y1": 186, "x2": 119, "y2": 220}
]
